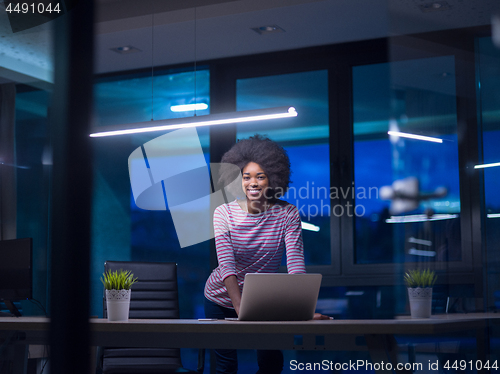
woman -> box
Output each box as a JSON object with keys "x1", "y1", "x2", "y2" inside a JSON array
[{"x1": 204, "y1": 135, "x2": 328, "y2": 374}]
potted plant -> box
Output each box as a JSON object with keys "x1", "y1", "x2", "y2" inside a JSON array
[
  {"x1": 404, "y1": 269, "x2": 437, "y2": 318},
  {"x1": 101, "y1": 269, "x2": 138, "y2": 321}
]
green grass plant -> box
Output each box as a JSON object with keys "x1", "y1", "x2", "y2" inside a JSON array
[
  {"x1": 101, "y1": 269, "x2": 138, "y2": 290},
  {"x1": 404, "y1": 269, "x2": 437, "y2": 288}
]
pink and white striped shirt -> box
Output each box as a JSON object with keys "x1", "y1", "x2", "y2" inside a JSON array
[{"x1": 204, "y1": 199, "x2": 306, "y2": 308}]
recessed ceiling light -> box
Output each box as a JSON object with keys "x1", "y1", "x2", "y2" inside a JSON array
[
  {"x1": 110, "y1": 46, "x2": 142, "y2": 54},
  {"x1": 435, "y1": 72, "x2": 454, "y2": 78},
  {"x1": 251, "y1": 25, "x2": 285, "y2": 35},
  {"x1": 418, "y1": 1, "x2": 451, "y2": 13}
]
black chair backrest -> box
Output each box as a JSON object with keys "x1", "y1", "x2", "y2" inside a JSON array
[
  {"x1": 100, "y1": 261, "x2": 186, "y2": 374},
  {"x1": 104, "y1": 261, "x2": 180, "y2": 320}
]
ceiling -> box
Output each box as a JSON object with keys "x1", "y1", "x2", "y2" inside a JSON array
[{"x1": 0, "y1": 0, "x2": 498, "y2": 86}]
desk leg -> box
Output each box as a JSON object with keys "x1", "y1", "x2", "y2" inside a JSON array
[{"x1": 365, "y1": 334, "x2": 412, "y2": 374}]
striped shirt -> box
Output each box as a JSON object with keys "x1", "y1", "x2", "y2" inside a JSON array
[{"x1": 204, "y1": 199, "x2": 306, "y2": 308}]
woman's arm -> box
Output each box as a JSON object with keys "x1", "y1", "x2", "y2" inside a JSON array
[
  {"x1": 284, "y1": 205, "x2": 306, "y2": 273},
  {"x1": 214, "y1": 206, "x2": 238, "y2": 287},
  {"x1": 223, "y1": 275, "x2": 242, "y2": 315}
]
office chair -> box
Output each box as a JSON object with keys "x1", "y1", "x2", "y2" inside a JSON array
[{"x1": 96, "y1": 261, "x2": 205, "y2": 374}]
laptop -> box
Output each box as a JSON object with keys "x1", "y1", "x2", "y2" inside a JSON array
[{"x1": 236, "y1": 273, "x2": 322, "y2": 321}]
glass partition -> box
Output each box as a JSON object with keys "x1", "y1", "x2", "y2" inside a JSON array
[
  {"x1": 378, "y1": 1, "x2": 497, "y2": 368},
  {"x1": 13, "y1": 86, "x2": 51, "y2": 316},
  {"x1": 477, "y1": 36, "x2": 500, "y2": 312},
  {"x1": 92, "y1": 69, "x2": 210, "y2": 318},
  {"x1": 0, "y1": 9, "x2": 54, "y2": 316}
]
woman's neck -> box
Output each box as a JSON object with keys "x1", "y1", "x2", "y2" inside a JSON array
[{"x1": 245, "y1": 199, "x2": 273, "y2": 214}]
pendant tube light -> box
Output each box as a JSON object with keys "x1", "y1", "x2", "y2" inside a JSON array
[
  {"x1": 90, "y1": 106, "x2": 297, "y2": 137},
  {"x1": 388, "y1": 131, "x2": 443, "y2": 143},
  {"x1": 474, "y1": 161, "x2": 500, "y2": 169},
  {"x1": 91, "y1": 7, "x2": 298, "y2": 139}
]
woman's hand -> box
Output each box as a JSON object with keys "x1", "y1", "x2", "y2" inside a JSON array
[
  {"x1": 313, "y1": 313, "x2": 333, "y2": 320},
  {"x1": 224, "y1": 275, "x2": 242, "y2": 315}
]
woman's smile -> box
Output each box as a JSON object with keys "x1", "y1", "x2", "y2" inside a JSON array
[{"x1": 242, "y1": 162, "x2": 270, "y2": 203}]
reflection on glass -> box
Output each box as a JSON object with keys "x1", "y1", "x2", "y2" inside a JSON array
[
  {"x1": 94, "y1": 69, "x2": 210, "y2": 127},
  {"x1": 236, "y1": 70, "x2": 330, "y2": 265},
  {"x1": 129, "y1": 128, "x2": 211, "y2": 317},
  {"x1": 477, "y1": 37, "x2": 500, "y2": 310},
  {"x1": 14, "y1": 87, "x2": 51, "y2": 316},
  {"x1": 353, "y1": 56, "x2": 461, "y2": 264}
]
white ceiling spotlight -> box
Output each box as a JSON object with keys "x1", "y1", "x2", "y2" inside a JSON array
[
  {"x1": 109, "y1": 45, "x2": 142, "y2": 54},
  {"x1": 251, "y1": 25, "x2": 285, "y2": 35},
  {"x1": 418, "y1": 1, "x2": 451, "y2": 12}
]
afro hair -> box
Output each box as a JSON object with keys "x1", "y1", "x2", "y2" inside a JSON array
[{"x1": 218, "y1": 135, "x2": 291, "y2": 199}]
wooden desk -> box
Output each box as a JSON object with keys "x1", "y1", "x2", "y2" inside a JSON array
[{"x1": 0, "y1": 314, "x2": 497, "y2": 374}]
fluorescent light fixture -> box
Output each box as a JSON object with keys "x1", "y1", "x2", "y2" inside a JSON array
[
  {"x1": 345, "y1": 291, "x2": 364, "y2": 296},
  {"x1": 487, "y1": 213, "x2": 500, "y2": 218},
  {"x1": 408, "y1": 237, "x2": 432, "y2": 247},
  {"x1": 385, "y1": 213, "x2": 458, "y2": 223},
  {"x1": 474, "y1": 162, "x2": 500, "y2": 169},
  {"x1": 90, "y1": 106, "x2": 297, "y2": 138},
  {"x1": 408, "y1": 248, "x2": 436, "y2": 257},
  {"x1": 388, "y1": 131, "x2": 443, "y2": 143},
  {"x1": 170, "y1": 103, "x2": 208, "y2": 112},
  {"x1": 301, "y1": 221, "x2": 320, "y2": 232}
]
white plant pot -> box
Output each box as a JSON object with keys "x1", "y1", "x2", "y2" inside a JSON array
[
  {"x1": 408, "y1": 287, "x2": 432, "y2": 318},
  {"x1": 106, "y1": 289, "x2": 131, "y2": 321}
]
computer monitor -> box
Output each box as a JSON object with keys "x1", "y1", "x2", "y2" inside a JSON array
[{"x1": 0, "y1": 238, "x2": 33, "y2": 316}]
